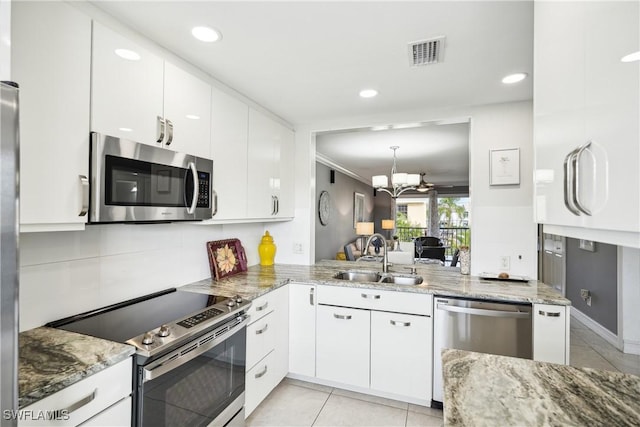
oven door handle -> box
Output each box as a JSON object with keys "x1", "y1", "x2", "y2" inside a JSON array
[{"x1": 143, "y1": 315, "x2": 249, "y2": 383}]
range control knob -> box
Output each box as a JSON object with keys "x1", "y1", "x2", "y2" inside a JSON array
[
  {"x1": 226, "y1": 299, "x2": 236, "y2": 308},
  {"x1": 157, "y1": 325, "x2": 170, "y2": 337},
  {"x1": 142, "y1": 332, "x2": 154, "y2": 345},
  {"x1": 235, "y1": 295, "x2": 243, "y2": 304}
]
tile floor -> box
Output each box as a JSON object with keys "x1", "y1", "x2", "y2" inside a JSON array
[{"x1": 247, "y1": 316, "x2": 640, "y2": 426}]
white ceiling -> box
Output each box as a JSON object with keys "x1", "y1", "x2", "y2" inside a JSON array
[
  {"x1": 316, "y1": 121, "x2": 470, "y2": 188},
  {"x1": 90, "y1": 1, "x2": 534, "y2": 126}
]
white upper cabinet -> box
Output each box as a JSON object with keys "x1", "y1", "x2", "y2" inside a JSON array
[
  {"x1": 163, "y1": 62, "x2": 211, "y2": 158},
  {"x1": 13, "y1": 1, "x2": 92, "y2": 232},
  {"x1": 91, "y1": 21, "x2": 164, "y2": 145},
  {"x1": 92, "y1": 23, "x2": 211, "y2": 157},
  {"x1": 534, "y1": 1, "x2": 639, "y2": 239},
  {"x1": 247, "y1": 108, "x2": 294, "y2": 219},
  {"x1": 210, "y1": 86, "x2": 249, "y2": 220}
]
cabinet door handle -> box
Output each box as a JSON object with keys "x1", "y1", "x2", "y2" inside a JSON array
[
  {"x1": 254, "y1": 365, "x2": 268, "y2": 379},
  {"x1": 256, "y1": 301, "x2": 268, "y2": 312},
  {"x1": 275, "y1": 196, "x2": 279, "y2": 215},
  {"x1": 538, "y1": 310, "x2": 561, "y2": 317},
  {"x1": 255, "y1": 323, "x2": 268, "y2": 335},
  {"x1": 390, "y1": 320, "x2": 411, "y2": 327},
  {"x1": 574, "y1": 141, "x2": 593, "y2": 216},
  {"x1": 563, "y1": 148, "x2": 581, "y2": 216},
  {"x1": 361, "y1": 293, "x2": 381, "y2": 300},
  {"x1": 271, "y1": 196, "x2": 276, "y2": 215},
  {"x1": 309, "y1": 288, "x2": 315, "y2": 306},
  {"x1": 54, "y1": 389, "x2": 96, "y2": 418},
  {"x1": 211, "y1": 189, "x2": 218, "y2": 217},
  {"x1": 334, "y1": 313, "x2": 352, "y2": 320},
  {"x1": 165, "y1": 119, "x2": 174, "y2": 146},
  {"x1": 156, "y1": 116, "x2": 165, "y2": 143},
  {"x1": 78, "y1": 175, "x2": 89, "y2": 217}
]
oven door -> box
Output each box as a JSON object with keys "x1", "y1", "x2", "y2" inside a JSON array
[
  {"x1": 136, "y1": 317, "x2": 247, "y2": 427},
  {"x1": 90, "y1": 132, "x2": 213, "y2": 223}
]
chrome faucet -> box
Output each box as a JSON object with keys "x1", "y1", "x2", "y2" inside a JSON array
[{"x1": 364, "y1": 233, "x2": 389, "y2": 273}]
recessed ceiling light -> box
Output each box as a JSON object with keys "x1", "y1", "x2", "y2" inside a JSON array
[
  {"x1": 192, "y1": 26, "x2": 222, "y2": 43},
  {"x1": 185, "y1": 114, "x2": 200, "y2": 120},
  {"x1": 118, "y1": 127, "x2": 133, "y2": 132},
  {"x1": 114, "y1": 49, "x2": 140, "y2": 61},
  {"x1": 501, "y1": 72, "x2": 528, "y2": 84},
  {"x1": 359, "y1": 89, "x2": 378, "y2": 98},
  {"x1": 621, "y1": 51, "x2": 640, "y2": 63}
]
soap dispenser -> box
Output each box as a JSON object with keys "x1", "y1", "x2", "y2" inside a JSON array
[{"x1": 258, "y1": 231, "x2": 277, "y2": 266}]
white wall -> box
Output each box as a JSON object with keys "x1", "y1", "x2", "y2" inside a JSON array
[
  {"x1": 619, "y1": 246, "x2": 640, "y2": 354},
  {"x1": 277, "y1": 101, "x2": 537, "y2": 277},
  {"x1": 19, "y1": 223, "x2": 264, "y2": 331}
]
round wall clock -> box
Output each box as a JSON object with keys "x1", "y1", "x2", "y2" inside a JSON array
[{"x1": 318, "y1": 191, "x2": 331, "y2": 226}]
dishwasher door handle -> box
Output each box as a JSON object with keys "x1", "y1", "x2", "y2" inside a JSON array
[{"x1": 436, "y1": 303, "x2": 531, "y2": 319}]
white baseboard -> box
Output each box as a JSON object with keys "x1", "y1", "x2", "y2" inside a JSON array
[
  {"x1": 623, "y1": 339, "x2": 640, "y2": 355},
  {"x1": 570, "y1": 308, "x2": 620, "y2": 349}
]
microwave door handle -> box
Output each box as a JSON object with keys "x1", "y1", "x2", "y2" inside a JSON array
[{"x1": 186, "y1": 162, "x2": 199, "y2": 214}]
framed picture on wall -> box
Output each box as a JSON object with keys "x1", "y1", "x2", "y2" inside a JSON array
[
  {"x1": 353, "y1": 192, "x2": 364, "y2": 228},
  {"x1": 490, "y1": 148, "x2": 520, "y2": 185}
]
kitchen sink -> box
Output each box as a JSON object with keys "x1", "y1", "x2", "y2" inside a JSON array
[
  {"x1": 333, "y1": 271, "x2": 382, "y2": 282},
  {"x1": 333, "y1": 270, "x2": 423, "y2": 285},
  {"x1": 379, "y1": 275, "x2": 423, "y2": 285}
]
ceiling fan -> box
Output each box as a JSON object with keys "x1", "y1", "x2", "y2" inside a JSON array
[
  {"x1": 416, "y1": 173, "x2": 434, "y2": 193},
  {"x1": 416, "y1": 172, "x2": 454, "y2": 193}
]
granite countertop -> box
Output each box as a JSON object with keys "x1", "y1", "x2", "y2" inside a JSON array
[
  {"x1": 180, "y1": 259, "x2": 570, "y2": 306},
  {"x1": 19, "y1": 327, "x2": 135, "y2": 409},
  {"x1": 442, "y1": 349, "x2": 640, "y2": 426}
]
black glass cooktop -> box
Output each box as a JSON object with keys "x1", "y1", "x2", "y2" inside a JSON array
[{"x1": 47, "y1": 289, "x2": 225, "y2": 343}]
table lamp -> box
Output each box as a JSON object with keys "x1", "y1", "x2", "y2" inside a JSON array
[
  {"x1": 381, "y1": 219, "x2": 395, "y2": 240},
  {"x1": 355, "y1": 221, "x2": 374, "y2": 254}
]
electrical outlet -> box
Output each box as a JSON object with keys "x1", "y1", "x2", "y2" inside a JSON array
[
  {"x1": 293, "y1": 243, "x2": 304, "y2": 254},
  {"x1": 499, "y1": 256, "x2": 510, "y2": 270},
  {"x1": 580, "y1": 289, "x2": 592, "y2": 306}
]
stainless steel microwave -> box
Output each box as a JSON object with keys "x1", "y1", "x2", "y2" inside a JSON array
[{"x1": 89, "y1": 132, "x2": 216, "y2": 223}]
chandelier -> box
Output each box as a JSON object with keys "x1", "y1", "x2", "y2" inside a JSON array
[{"x1": 372, "y1": 146, "x2": 420, "y2": 198}]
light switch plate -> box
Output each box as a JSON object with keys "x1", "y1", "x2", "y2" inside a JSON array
[{"x1": 579, "y1": 239, "x2": 596, "y2": 252}]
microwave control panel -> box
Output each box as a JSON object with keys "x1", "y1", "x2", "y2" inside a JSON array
[{"x1": 197, "y1": 172, "x2": 210, "y2": 208}]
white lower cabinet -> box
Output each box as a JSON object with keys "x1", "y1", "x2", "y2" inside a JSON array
[
  {"x1": 244, "y1": 285, "x2": 289, "y2": 417},
  {"x1": 533, "y1": 303, "x2": 570, "y2": 364},
  {"x1": 288, "y1": 284, "x2": 316, "y2": 377},
  {"x1": 313, "y1": 285, "x2": 434, "y2": 404},
  {"x1": 20, "y1": 358, "x2": 132, "y2": 426},
  {"x1": 370, "y1": 311, "x2": 432, "y2": 401},
  {"x1": 316, "y1": 305, "x2": 370, "y2": 388}
]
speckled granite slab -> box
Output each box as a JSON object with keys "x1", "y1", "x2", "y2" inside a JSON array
[
  {"x1": 180, "y1": 260, "x2": 570, "y2": 306},
  {"x1": 442, "y1": 349, "x2": 640, "y2": 426},
  {"x1": 19, "y1": 327, "x2": 135, "y2": 408}
]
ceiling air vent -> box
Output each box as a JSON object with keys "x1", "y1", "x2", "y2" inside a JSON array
[{"x1": 409, "y1": 37, "x2": 445, "y2": 66}]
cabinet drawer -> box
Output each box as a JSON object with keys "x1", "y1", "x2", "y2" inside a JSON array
[
  {"x1": 78, "y1": 396, "x2": 131, "y2": 427},
  {"x1": 20, "y1": 358, "x2": 132, "y2": 427},
  {"x1": 246, "y1": 311, "x2": 276, "y2": 371},
  {"x1": 317, "y1": 286, "x2": 432, "y2": 316},
  {"x1": 245, "y1": 351, "x2": 276, "y2": 417},
  {"x1": 247, "y1": 292, "x2": 275, "y2": 324}
]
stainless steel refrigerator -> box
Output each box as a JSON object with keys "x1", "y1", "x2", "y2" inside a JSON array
[{"x1": 0, "y1": 80, "x2": 19, "y2": 427}]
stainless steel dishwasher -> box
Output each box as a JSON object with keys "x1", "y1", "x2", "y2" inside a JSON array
[{"x1": 432, "y1": 296, "x2": 532, "y2": 405}]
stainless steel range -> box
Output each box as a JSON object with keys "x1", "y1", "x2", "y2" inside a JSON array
[{"x1": 47, "y1": 289, "x2": 251, "y2": 427}]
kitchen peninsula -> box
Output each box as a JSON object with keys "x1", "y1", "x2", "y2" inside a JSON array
[{"x1": 441, "y1": 349, "x2": 640, "y2": 426}]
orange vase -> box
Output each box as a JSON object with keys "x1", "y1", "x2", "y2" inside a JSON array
[{"x1": 258, "y1": 231, "x2": 277, "y2": 266}]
